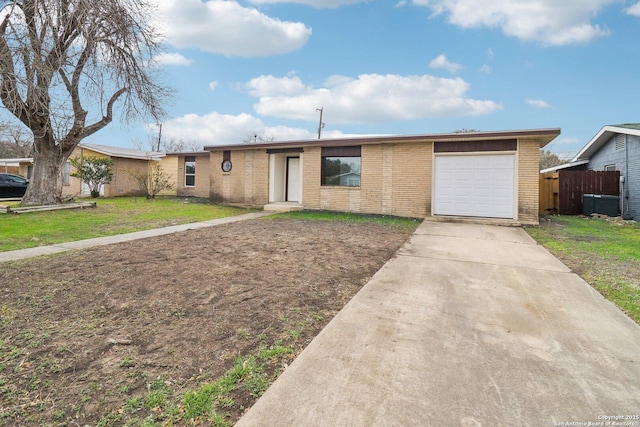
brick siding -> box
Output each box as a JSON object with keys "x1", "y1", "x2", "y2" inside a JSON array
[{"x1": 207, "y1": 136, "x2": 545, "y2": 224}]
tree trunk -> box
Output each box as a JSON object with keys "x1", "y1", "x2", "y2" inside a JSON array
[{"x1": 21, "y1": 142, "x2": 67, "y2": 206}]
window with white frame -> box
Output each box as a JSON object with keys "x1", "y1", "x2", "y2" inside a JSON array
[{"x1": 185, "y1": 156, "x2": 196, "y2": 187}]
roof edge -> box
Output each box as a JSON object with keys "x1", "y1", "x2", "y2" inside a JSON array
[
  {"x1": 540, "y1": 160, "x2": 589, "y2": 174},
  {"x1": 572, "y1": 125, "x2": 640, "y2": 161},
  {"x1": 80, "y1": 143, "x2": 165, "y2": 160},
  {"x1": 165, "y1": 151, "x2": 210, "y2": 156},
  {"x1": 204, "y1": 128, "x2": 561, "y2": 151}
]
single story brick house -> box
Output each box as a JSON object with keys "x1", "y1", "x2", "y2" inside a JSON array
[
  {"x1": 17, "y1": 143, "x2": 166, "y2": 197},
  {"x1": 204, "y1": 128, "x2": 560, "y2": 225}
]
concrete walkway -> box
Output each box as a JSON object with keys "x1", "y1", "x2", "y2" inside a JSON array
[
  {"x1": 0, "y1": 211, "x2": 273, "y2": 262},
  {"x1": 237, "y1": 221, "x2": 640, "y2": 427}
]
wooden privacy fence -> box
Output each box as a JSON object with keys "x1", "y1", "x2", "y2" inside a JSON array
[{"x1": 539, "y1": 170, "x2": 620, "y2": 215}]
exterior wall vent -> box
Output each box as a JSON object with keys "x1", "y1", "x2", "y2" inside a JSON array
[{"x1": 615, "y1": 134, "x2": 626, "y2": 151}]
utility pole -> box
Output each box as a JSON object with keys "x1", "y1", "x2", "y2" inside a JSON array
[{"x1": 316, "y1": 107, "x2": 324, "y2": 139}]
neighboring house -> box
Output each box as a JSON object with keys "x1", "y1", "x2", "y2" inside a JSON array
[
  {"x1": 163, "y1": 151, "x2": 211, "y2": 198},
  {"x1": 0, "y1": 158, "x2": 30, "y2": 175},
  {"x1": 542, "y1": 124, "x2": 639, "y2": 220},
  {"x1": 329, "y1": 171, "x2": 361, "y2": 187},
  {"x1": 18, "y1": 143, "x2": 167, "y2": 198},
  {"x1": 204, "y1": 129, "x2": 561, "y2": 225}
]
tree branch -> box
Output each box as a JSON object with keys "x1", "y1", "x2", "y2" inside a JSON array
[
  {"x1": 78, "y1": 87, "x2": 128, "y2": 140},
  {"x1": 0, "y1": 9, "x2": 30, "y2": 127}
]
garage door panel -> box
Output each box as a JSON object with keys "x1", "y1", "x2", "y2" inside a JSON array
[{"x1": 434, "y1": 154, "x2": 515, "y2": 219}]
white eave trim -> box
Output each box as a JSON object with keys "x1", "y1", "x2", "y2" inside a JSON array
[
  {"x1": 573, "y1": 125, "x2": 640, "y2": 161},
  {"x1": 540, "y1": 160, "x2": 589, "y2": 174},
  {"x1": 0, "y1": 158, "x2": 33, "y2": 164}
]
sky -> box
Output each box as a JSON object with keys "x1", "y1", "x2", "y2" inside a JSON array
[{"x1": 63, "y1": 1, "x2": 640, "y2": 158}]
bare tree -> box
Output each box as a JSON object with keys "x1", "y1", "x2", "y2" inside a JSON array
[
  {"x1": 129, "y1": 162, "x2": 174, "y2": 199},
  {"x1": 452, "y1": 128, "x2": 481, "y2": 133},
  {"x1": 133, "y1": 135, "x2": 202, "y2": 153},
  {"x1": 540, "y1": 149, "x2": 566, "y2": 170},
  {"x1": 243, "y1": 134, "x2": 275, "y2": 144},
  {"x1": 0, "y1": 119, "x2": 32, "y2": 157},
  {"x1": 0, "y1": 0, "x2": 170, "y2": 205}
]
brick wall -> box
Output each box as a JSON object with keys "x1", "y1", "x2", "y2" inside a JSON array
[
  {"x1": 302, "y1": 141, "x2": 432, "y2": 218},
  {"x1": 302, "y1": 147, "x2": 321, "y2": 207},
  {"x1": 389, "y1": 142, "x2": 432, "y2": 218},
  {"x1": 176, "y1": 155, "x2": 210, "y2": 198},
  {"x1": 158, "y1": 157, "x2": 178, "y2": 197},
  {"x1": 109, "y1": 158, "x2": 148, "y2": 197},
  {"x1": 518, "y1": 139, "x2": 542, "y2": 225},
  {"x1": 209, "y1": 150, "x2": 270, "y2": 206},
  {"x1": 209, "y1": 137, "x2": 543, "y2": 223}
]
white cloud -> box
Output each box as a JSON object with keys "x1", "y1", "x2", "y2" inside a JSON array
[
  {"x1": 625, "y1": 1, "x2": 640, "y2": 16},
  {"x1": 247, "y1": 73, "x2": 502, "y2": 123},
  {"x1": 247, "y1": 0, "x2": 369, "y2": 7},
  {"x1": 246, "y1": 75, "x2": 309, "y2": 97},
  {"x1": 478, "y1": 64, "x2": 492, "y2": 74},
  {"x1": 413, "y1": 0, "x2": 614, "y2": 45},
  {"x1": 526, "y1": 98, "x2": 552, "y2": 108},
  {"x1": 153, "y1": 0, "x2": 311, "y2": 57},
  {"x1": 153, "y1": 52, "x2": 192, "y2": 66},
  {"x1": 159, "y1": 111, "x2": 318, "y2": 145},
  {"x1": 429, "y1": 54, "x2": 462, "y2": 74},
  {"x1": 395, "y1": 0, "x2": 408, "y2": 7},
  {"x1": 209, "y1": 81, "x2": 219, "y2": 91},
  {"x1": 162, "y1": 112, "x2": 264, "y2": 144}
]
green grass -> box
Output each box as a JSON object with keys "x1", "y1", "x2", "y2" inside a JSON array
[
  {"x1": 526, "y1": 215, "x2": 640, "y2": 261},
  {"x1": 0, "y1": 197, "x2": 252, "y2": 252},
  {"x1": 526, "y1": 216, "x2": 640, "y2": 323},
  {"x1": 97, "y1": 343, "x2": 294, "y2": 427},
  {"x1": 268, "y1": 209, "x2": 421, "y2": 231}
]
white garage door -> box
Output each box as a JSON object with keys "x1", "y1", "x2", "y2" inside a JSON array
[{"x1": 434, "y1": 154, "x2": 515, "y2": 219}]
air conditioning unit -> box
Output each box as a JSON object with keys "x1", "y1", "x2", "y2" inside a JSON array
[{"x1": 582, "y1": 194, "x2": 620, "y2": 217}]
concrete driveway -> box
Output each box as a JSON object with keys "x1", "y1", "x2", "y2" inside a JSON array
[{"x1": 236, "y1": 221, "x2": 640, "y2": 427}]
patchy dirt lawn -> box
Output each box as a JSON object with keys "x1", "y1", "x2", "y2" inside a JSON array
[{"x1": 0, "y1": 216, "x2": 418, "y2": 426}]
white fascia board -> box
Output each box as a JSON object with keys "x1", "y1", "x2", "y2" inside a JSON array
[{"x1": 572, "y1": 125, "x2": 640, "y2": 161}]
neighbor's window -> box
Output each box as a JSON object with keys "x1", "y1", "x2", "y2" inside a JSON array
[
  {"x1": 604, "y1": 164, "x2": 616, "y2": 171},
  {"x1": 185, "y1": 156, "x2": 196, "y2": 187},
  {"x1": 321, "y1": 146, "x2": 361, "y2": 187},
  {"x1": 62, "y1": 162, "x2": 70, "y2": 185}
]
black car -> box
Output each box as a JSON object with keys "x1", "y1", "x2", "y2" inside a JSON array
[{"x1": 0, "y1": 173, "x2": 29, "y2": 198}]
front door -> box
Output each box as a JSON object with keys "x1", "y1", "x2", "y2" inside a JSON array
[{"x1": 286, "y1": 157, "x2": 300, "y2": 202}]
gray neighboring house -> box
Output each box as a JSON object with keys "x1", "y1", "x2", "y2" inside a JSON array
[{"x1": 545, "y1": 124, "x2": 639, "y2": 220}]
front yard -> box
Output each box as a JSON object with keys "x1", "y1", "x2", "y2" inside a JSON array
[
  {"x1": 0, "y1": 197, "x2": 251, "y2": 252},
  {"x1": 3, "y1": 205, "x2": 636, "y2": 426},
  {"x1": 525, "y1": 216, "x2": 640, "y2": 324},
  {"x1": 0, "y1": 212, "x2": 420, "y2": 426}
]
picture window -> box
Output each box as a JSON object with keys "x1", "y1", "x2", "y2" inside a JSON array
[{"x1": 321, "y1": 146, "x2": 361, "y2": 187}]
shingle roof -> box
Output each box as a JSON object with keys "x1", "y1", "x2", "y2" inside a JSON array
[
  {"x1": 612, "y1": 123, "x2": 640, "y2": 131},
  {"x1": 80, "y1": 143, "x2": 165, "y2": 160}
]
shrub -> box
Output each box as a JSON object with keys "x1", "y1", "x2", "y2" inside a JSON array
[{"x1": 129, "y1": 162, "x2": 174, "y2": 199}]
